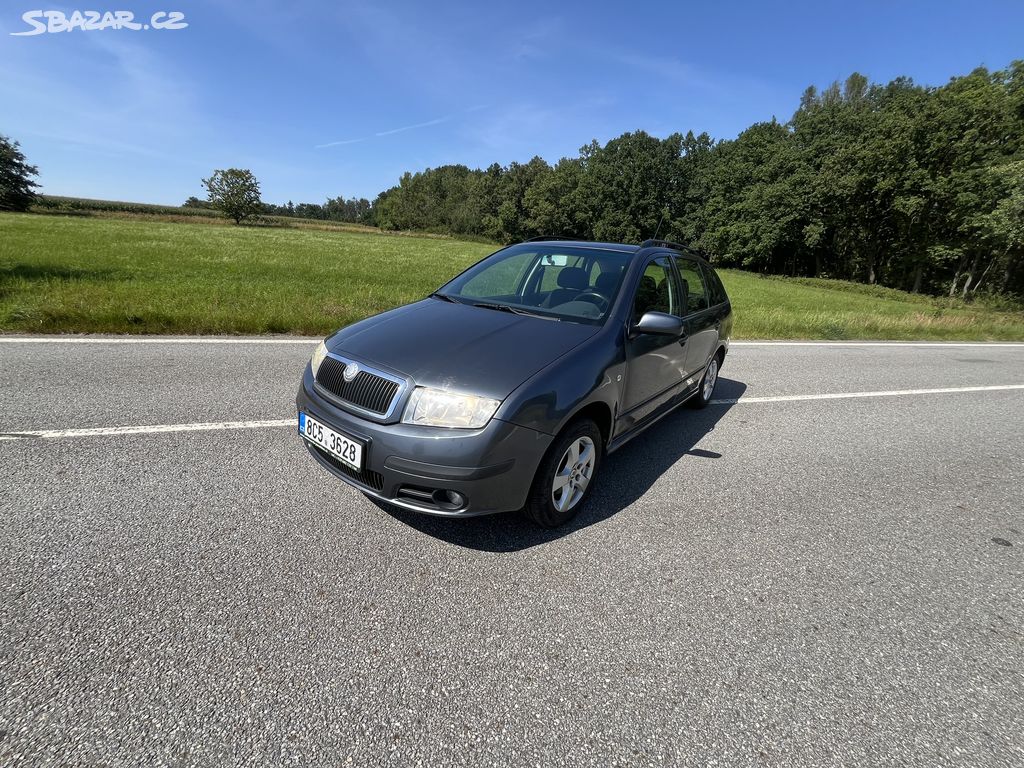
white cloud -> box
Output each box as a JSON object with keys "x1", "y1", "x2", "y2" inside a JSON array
[
  {"x1": 375, "y1": 115, "x2": 450, "y2": 137},
  {"x1": 317, "y1": 109, "x2": 485, "y2": 149}
]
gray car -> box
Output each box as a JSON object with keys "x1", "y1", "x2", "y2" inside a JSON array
[{"x1": 296, "y1": 238, "x2": 733, "y2": 527}]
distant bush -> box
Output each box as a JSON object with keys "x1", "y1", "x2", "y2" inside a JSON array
[{"x1": 35, "y1": 195, "x2": 222, "y2": 217}]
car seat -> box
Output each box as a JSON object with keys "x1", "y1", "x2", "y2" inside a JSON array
[
  {"x1": 594, "y1": 271, "x2": 621, "y2": 299},
  {"x1": 543, "y1": 266, "x2": 589, "y2": 307}
]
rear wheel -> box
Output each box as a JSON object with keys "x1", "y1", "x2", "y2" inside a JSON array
[
  {"x1": 688, "y1": 352, "x2": 721, "y2": 409},
  {"x1": 523, "y1": 419, "x2": 602, "y2": 528}
]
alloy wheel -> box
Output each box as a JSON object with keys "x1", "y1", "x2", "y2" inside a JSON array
[
  {"x1": 551, "y1": 436, "x2": 596, "y2": 513},
  {"x1": 703, "y1": 358, "x2": 719, "y2": 401}
]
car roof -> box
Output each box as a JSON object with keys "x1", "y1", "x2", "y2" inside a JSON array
[
  {"x1": 523, "y1": 238, "x2": 710, "y2": 262},
  {"x1": 521, "y1": 239, "x2": 640, "y2": 254}
]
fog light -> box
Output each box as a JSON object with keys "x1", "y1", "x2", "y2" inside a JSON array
[{"x1": 432, "y1": 489, "x2": 466, "y2": 510}]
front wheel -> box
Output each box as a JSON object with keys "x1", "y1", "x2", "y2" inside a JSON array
[
  {"x1": 523, "y1": 419, "x2": 602, "y2": 528},
  {"x1": 688, "y1": 353, "x2": 721, "y2": 409}
]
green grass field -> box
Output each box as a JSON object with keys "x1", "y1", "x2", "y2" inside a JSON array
[{"x1": 2, "y1": 212, "x2": 1023, "y2": 339}]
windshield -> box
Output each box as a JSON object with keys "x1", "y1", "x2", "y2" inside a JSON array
[{"x1": 437, "y1": 246, "x2": 631, "y2": 324}]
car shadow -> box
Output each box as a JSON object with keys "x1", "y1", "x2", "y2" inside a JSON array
[{"x1": 375, "y1": 377, "x2": 747, "y2": 552}]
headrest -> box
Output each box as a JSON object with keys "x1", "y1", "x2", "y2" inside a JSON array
[
  {"x1": 594, "y1": 271, "x2": 620, "y2": 296},
  {"x1": 556, "y1": 267, "x2": 588, "y2": 290}
]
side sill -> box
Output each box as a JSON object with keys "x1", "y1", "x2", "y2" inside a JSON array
[{"x1": 606, "y1": 386, "x2": 700, "y2": 454}]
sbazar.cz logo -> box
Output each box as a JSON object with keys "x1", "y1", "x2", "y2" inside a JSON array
[{"x1": 11, "y1": 9, "x2": 188, "y2": 35}]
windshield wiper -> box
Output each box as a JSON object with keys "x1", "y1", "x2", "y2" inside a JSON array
[
  {"x1": 429, "y1": 292, "x2": 457, "y2": 303},
  {"x1": 471, "y1": 302, "x2": 559, "y2": 320}
]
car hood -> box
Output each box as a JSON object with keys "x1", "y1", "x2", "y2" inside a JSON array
[{"x1": 327, "y1": 298, "x2": 600, "y2": 400}]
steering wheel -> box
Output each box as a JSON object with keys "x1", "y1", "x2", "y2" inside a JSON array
[{"x1": 575, "y1": 291, "x2": 610, "y2": 312}]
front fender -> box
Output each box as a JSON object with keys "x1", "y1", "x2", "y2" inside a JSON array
[{"x1": 496, "y1": 328, "x2": 624, "y2": 437}]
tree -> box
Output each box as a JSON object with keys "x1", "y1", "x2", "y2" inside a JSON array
[
  {"x1": 347, "y1": 58, "x2": 1024, "y2": 299},
  {"x1": 976, "y1": 160, "x2": 1024, "y2": 295},
  {"x1": 525, "y1": 157, "x2": 585, "y2": 237},
  {"x1": 201, "y1": 168, "x2": 262, "y2": 224},
  {"x1": 488, "y1": 157, "x2": 551, "y2": 242},
  {"x1": 572, "y1": 132, "x2": 682, "y2": 244},
  {"x1": 0, "y1": 134, "x2": 39, "y2": 211}
]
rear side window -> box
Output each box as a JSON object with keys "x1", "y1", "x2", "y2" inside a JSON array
[
  {"x1": 702, "y1": 263, "x2": 728, "y2": 306},
  {"x1": 674, "y1": 257, "x2": 709, "y2": 314}
]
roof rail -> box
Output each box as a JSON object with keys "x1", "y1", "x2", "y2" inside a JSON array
[
  {"x1": 638, "y1": 239, "x2": 709, "y2": 259},
  {"x1": 522, "y1": 235, "x2": 579, "y2": 243}
]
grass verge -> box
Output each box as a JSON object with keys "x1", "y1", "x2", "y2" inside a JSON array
[{"x1": 2, "y1": 212, "x2": 1022, "y2": 339}]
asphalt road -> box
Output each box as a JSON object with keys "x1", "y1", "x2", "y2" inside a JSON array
[{"x1": 1, "y1": 338, "x2": 1022, "y2": 767}]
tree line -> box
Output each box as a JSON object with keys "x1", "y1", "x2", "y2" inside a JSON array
[
  {"x1": 3, "y1": 60, "x2": 1022, "y2": 298},
  {"x1": 184, "y1": 193, "x2": 374, "y2": 225},
  {"x1": 370, "y1": 62, "x2": 1024, "y2": 298}
]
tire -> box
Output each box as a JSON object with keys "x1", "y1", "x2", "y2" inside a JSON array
[
  {"x1": 688, "y1": 351, "x2": 722, "y2": 409},
  {"x1": 523, "y1": 419, "x2": 603, "y2": 528}
]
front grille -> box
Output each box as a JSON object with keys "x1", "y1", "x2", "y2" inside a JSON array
[
  {"x1": 313, "y1": 446, "x2": 385, "y2": 491},
  {"x1": 315, "y1": 356, "x2": 401, "y2": 416}
]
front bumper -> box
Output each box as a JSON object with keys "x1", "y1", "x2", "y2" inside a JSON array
[{"x1": 296, "y1": 366, "x2": 552, "y2": 517}]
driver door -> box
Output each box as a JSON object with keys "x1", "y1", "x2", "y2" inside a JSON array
[{"x1": 619, "y1": 256, "x2": 688, "y2": 433}]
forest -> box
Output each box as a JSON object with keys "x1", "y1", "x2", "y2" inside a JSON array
[{"x1": 369, "y1": 62, "x2": 1024, "y2": 298}]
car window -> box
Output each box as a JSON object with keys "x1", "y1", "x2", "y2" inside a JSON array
[
  {"x1": 459, "y1": 250, "x2": 536, "y2": 299},
  {"x1": 632, "y1": 257, "x2": 678, "y2": 322},
  {"x1": 674, "y1": 257, "x2": 709, "y2": 314},
  {"x1": 702, "y1": 263, "x2": 728, "y2": 306},
  {"x1": 441, "y1": 246, "x2": 632, "y2": 325}
]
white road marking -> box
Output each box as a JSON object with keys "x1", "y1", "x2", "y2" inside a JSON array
[
  {"x1": 2, "y1": 384, "x2": 1022, "y2": 441},
  {"x1": 0, "y1": 419, "x2": 294, "y2": 441},
  {"x1": 0, "y1": 337, "x2": 1021, "y2": 347},
  {"x1": 0, "y1": 337, "x2": 318, "y2": 344},
  {"x1": 710, "y1": 383, "x2": 1024, "y2": 405},
  {"x1": 730, "y1": 341, "x2": 1024, "y2": 348}
]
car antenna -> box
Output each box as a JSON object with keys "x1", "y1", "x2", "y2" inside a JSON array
[{"x1": 651, "y1": 210, "x2": 666, "y2": 242}]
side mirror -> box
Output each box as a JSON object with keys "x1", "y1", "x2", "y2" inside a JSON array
[{"x1": 631, "y1": 311, "x2": 684, "y2": 338}]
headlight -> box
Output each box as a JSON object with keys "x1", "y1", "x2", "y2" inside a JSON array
[
  {"x1": 310, "y1": 341, "x2": 328, "y2": 377},
  {"x1": 402, "y1": 387, "x2": 500, "y2": 429}
]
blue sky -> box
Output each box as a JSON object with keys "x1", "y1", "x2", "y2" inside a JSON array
[{"x1": 2, "y1": 0, "x2": 1022, "y2": 205}]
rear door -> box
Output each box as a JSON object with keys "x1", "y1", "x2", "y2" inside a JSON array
[
  {"x1": 619, "y1": 256, "x2": 688, "y2": 433},
  {"x1": 673, "y1": 256, "x2": 719, "y2": 378}
]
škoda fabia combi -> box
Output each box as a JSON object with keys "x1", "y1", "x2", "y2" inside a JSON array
[{"x1": 297, "y1": 238, "x2": 732, "y2": 527}]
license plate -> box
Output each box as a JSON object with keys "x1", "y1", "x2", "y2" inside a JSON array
[{"x1": 298, "y1": 412, "x2": 364, "y2": 471}]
